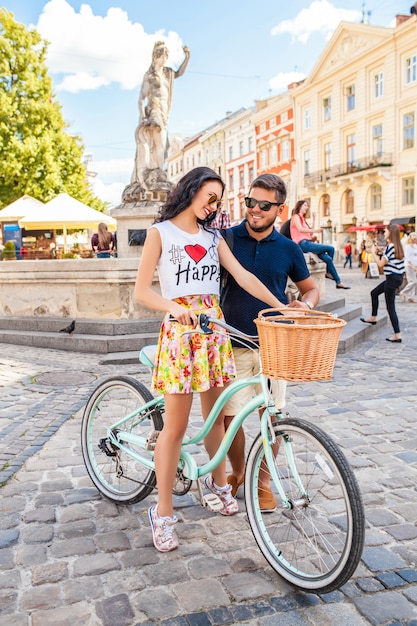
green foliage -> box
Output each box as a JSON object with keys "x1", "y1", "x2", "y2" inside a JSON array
[
  {"x1": 0, "y1": 9, "x2": 108, "y2": 212},
  {"x1": 2, "y1": 240, "x2": 16, "y2": 259}
]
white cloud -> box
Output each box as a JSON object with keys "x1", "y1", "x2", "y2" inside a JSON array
[
  {"x1": 269, "y1": 71, "x2": 306, "y2": 91},
  {"x1": 89, "y1": 157, "x2": 133, "y2": 207},
  {"x1": 36, "y1": 0, "x2": 186, "y2": 92},
  {"x1": 271, "y1": 0, "x2": 362, "y2": 44},
  {"x1": 91, "y1": 178, "x2": 126, "y2": 208}
]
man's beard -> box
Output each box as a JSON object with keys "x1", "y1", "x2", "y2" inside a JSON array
[{"x1": 246, "y1": 214, "x2": 276, "y2": 233}]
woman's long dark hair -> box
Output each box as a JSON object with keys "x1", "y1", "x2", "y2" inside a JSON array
[
  {"x1": 386, "y1": 224, "x2": 404, "y2": 260},
  {"x1": 154, "y1": 167, "x2": 225, "y2": 227}
]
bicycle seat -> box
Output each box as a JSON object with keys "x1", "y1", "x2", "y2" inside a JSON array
[{"x1": 139, "y1": 345, "x2": 157, "y2": 367}]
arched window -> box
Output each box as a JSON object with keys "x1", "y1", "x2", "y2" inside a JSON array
[
  {"x1": 321, "y1": 193, "x2": 330, "y2": 217},
  {"x1": 371, "y1": 184, "x2": 382, "y2": 210},
  {"x1": 345, "y1": 189, "x2": 354, "y2": 214}
]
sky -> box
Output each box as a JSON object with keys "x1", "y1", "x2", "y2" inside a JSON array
[{"x1": 6, "y1": 0, "x2": 411, "y2": 207}]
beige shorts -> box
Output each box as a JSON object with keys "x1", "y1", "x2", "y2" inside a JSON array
[{"x1": 224, "y1": 347, "x2": 287, "y2": 415}]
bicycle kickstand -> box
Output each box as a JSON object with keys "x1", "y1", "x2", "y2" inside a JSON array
[{"x1": 196, "y1": 478, "x2": 224, "y2": 513}]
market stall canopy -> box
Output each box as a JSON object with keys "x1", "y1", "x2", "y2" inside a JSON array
[
  {"x1": 347, "y1": 224, "x2": 386, "y2": 232},
  {"x1": 0, "y1": 195, "x2": 44, "y2": 222},
  {"x1": 390, "y1": 217, "x2": 415, "y2": 225},
  {"x1": 18, "y1": 194, "x2": 116, "y2": 231}
]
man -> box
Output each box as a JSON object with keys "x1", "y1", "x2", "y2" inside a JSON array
[
  {"x1": 221, "y1": 174, "x2": 319, "y2": 511},
  {"x1": 344, "y1": 240, "x2": 353, "y2": 269}
]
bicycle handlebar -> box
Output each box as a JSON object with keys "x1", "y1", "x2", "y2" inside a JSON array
[{"x1": 169, "y1": 313, "x2": 258, "y2": 342}]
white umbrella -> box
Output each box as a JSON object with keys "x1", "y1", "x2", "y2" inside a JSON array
[
  {"x1": 0, "y1": 195, "x2": 44, "y2": 222},
  {"x1": 18, "y1": 193, "x2": 116, "y2": 251}
]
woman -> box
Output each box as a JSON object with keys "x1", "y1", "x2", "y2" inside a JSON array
[
  {"x1": 134, "y1": 167, "x2": 284, "y2": 552},
  {"x1": 290, "y1": 200, "x2": 350, "y2": 289},
  {"x1": 360, "y1": 224, "x2": 405, "y2": 342},
  {"x1": 399, "y1": 232, "x2": 417, "y2": 303},
  {"x1": 91, "y1": 223, "x2": 115, "y2": 258}
]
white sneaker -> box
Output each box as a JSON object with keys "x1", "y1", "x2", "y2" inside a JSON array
[
  {"x1": 204, "y1": 476, "x2": 239, "y2": 516},
  {"x1": 148, "y1": 505, "x2": 178, "y2": 552}
]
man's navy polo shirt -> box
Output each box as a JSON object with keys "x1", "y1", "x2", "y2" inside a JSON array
[{"x1": 221, "y1": 220, "x2": 310, "y2": 338}]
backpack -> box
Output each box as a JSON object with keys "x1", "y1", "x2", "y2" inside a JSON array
[{"x1": 279, "y1": 219, "x2": 292, "y2": 240}]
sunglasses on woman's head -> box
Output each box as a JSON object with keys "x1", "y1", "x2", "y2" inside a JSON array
[{"x1": 244, "y1": 197, "x2": 282, "y2": 212}]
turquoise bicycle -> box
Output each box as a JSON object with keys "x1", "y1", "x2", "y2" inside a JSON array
[{"x1": 81, "y1": 313, "x2": 365, "y2": 593}]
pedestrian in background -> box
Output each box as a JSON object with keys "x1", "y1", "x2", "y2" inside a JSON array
[
  {"x1": 344, "y1": 240, "x2": 352, "y2": 269},
  {"x1": 91, "y1": 223, "x2": 115, "y2": 258},
  {"x1": 399, "y1": 231, "x2": 417, "y2": 303},
  {"x1": 360, "y1": 224, "x2": 405, "y2": 343},
  {"x1": 290, "y1": 199, "x2": 350, "y2": 289}
]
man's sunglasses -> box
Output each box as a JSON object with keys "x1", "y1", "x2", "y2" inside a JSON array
[
  {"x1": 208, "y1": 194, "x2": 223, "y2": 210},
  {"x1": 244, "y1": 197, "x2": 283, "y2": 212}
]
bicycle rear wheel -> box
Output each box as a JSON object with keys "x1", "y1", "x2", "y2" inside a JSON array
[
  {"x1": 81, "y1": 376, "x2": 163, "y2": 504},
  {"x1": 245, "y1": 418, "x2": 364, "y2": 593}
]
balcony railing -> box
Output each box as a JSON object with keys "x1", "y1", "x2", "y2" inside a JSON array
[{"x1": 304, "y1": 153, "x2": 393, "y2": 186}]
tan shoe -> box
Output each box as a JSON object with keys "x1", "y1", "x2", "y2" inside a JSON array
[
  {"x1": 258, "y1": 485, "x2": 277, "y2": 512},
  {"x1": 227, "y1": 474, "x2": 244, "y2": 497}
]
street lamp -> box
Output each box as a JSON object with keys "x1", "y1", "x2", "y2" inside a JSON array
[
  {"x1": 352, "y1": 215, "x2": 358, "y2": 226},
  {"x1": 327, "y1": 218, "x2": 332, "y2": 228}
]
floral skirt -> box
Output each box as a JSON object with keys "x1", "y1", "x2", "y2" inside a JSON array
[{"x1": 152, "y1": 294, "x2": 236, "y2": 395}]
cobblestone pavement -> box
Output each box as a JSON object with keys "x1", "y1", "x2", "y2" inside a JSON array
[{"x1": 1, "y1": 266, "x2": 417, "y2": 626}]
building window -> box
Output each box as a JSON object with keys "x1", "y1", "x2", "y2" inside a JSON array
[
  {"x1": 402, "y1": 177, "x2": 415, "y2": 205},
  {"x1": 228, "y1": 171, "x2": 234, "y2": 190},
  {"x1": 347, "y1": 133, "x2": 356, "y2": 169},
  {"x1": 239, "y1": 169, "x2": 244, "y2": 188},
  {"x1": 270, "y1": 117, "x2": 276, "y2": 128},
  {"x1": 282, "y1": 140, "x2": 290, "y2": 161},
  {"x1": 269, "y1": 144, "x2": 277, "y2": 164},
  {"x1": 371, "y1": 184, "x2": 382, "y2": 210},
  {"x1": 217, "y1": 142, "x2": 222, "y2": 158},
  {"x1": 239, "y1": 140, "x2": 244, "y2": 157},
  {"x1": 304, "y1": 107, "x2": 311, "y2": 130},
  {"x1": 249, "y1": 165, "x2": 254, "y2": 182},
  {"x1": 304, "y1": 149, "x2": 311, "y2": 176},
  {"x1": 323, "y1": 97, "x2": 331, "y2": 122},
  {"x1": 281, "y1": 111, "x2": 288, "y2": 123},
  {"x1": 322, "y1": 193, "x2": 330, "y2": 217},
  {"x1": 346, "y1": 85, "x2": 355, "y2": 111},
  {"x1": 324, "y1": 143, "x2": 332, "y2": 170},
  {"x1": 372, "y1": 124, "x2": 383, "y2": 157},
  {"x1": 260, "y1": 122, "x2": 266, "y2": 132},
  {"x1": 228, "y1": 146, "x2": 233, "y2": 161},
  {"x1": 248, "y1": 136, "x2": 253, "y2": 152},
  {"x1": 260, "y1": 149, "x2": 268, "y2": 168},
  {"x1": 205, "y1": 149, "x2": 209, "y2": 165},
  {"x1": 405, "y1": 54, "x2": 417, "y2": 84},
  {"x1": 198, "y1": 151, "x2": 201, "y2": 164},
  {"x1": 374, "y1": 71, "x2": 383, "y2": 98},
  {"x1": 403, "y1": 113, "x2": 415, "y2": 149},
  {"x1": 345, "y1": 189, "x2": 354, "y2": 214}
]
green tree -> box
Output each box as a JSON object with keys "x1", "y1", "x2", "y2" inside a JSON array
[{"x1": 0, "y1": 9, "x2": 107, "y2": 211}]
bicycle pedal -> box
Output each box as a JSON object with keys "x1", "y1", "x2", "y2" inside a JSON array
[
  {"x1": 145, "y1": 430, "x2": 160, "y2": 451},
  {"x1": 203, "y1": 493, "x2": 224, "y2": 512}
]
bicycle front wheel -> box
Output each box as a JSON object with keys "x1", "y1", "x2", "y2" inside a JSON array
[
  {"x1": 81, "y1": 376, "x2": 163, "y2": 504},
  {"x1": 245, "y1": 418, "x2": 364, "y2": 593}
]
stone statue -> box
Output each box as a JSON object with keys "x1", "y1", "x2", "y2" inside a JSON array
[{"x1": 131, "y1": 40, "x2": 190, "y2": 186}]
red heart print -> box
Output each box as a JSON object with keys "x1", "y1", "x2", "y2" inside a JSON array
[{"x1": 184, "y1": 244, "x2": 207, "y2": 263}]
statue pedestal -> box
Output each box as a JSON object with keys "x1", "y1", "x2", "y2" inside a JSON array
[{"x1": 111, "y1": 169, "x2": 173, "y2": 259}]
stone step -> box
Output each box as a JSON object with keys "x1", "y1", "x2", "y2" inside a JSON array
[
  {"x1": 0, "y1": 315, "x2": 162, "y2": 336},
  {"x1": 0, "y1": 296, "x2": 386, "y2": 360},
  {"x1": 0, "y1": 328, "x2": 160, "y2": 354}
]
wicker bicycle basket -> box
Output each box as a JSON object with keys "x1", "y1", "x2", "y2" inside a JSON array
[{"x1": 254, "y1": 308, "x2": 346, "y2": 382}]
